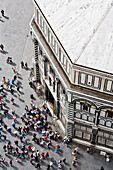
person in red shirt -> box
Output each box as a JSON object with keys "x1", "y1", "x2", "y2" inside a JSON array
[{"x1": 28, "y1": 145, "x2": 31, "y2": 150}]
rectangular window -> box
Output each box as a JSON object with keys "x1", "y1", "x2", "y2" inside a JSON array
[
  {"x1": 74, "y1": 71, "x2": 76, "y2": 83},
  {"x1": 76, "y1": 102, "x2": 80, "y2": 110},
  {"x1": 43, "y1": 22, "x2": 47, "y2": 35},
  {"x1": 54, "y1": 40, "x2": 57, "y2": 54},
  {"x1": 90, "y1": 106, "x2": 95, "y2": 114},
  {"x1": 64, "y1": 55, "x2": 66, "y2": 66},
  {"x1": 44, "y1": 23, "x2": 47, "y2": 35},
  {"x1": 100, "y1": 110, "x2": 106, "y2": 117},
  {"x1": 87, "y1": 75, "x2": 92, "y2": 86},
  {"x1": 40, "y1": 15, "x2": 42, "y2": 27},
  {"x1": 66, "y1": 60, "x2": 68, "y2": 71},
  {"x1": 48, "y1": 29, "x2": 50, "y2": 43},
  {"x1": 80, "y1": 73, "x2": 86, "y2": 84},
  {"x1": 52, "y1": 38, "x2": 55, "y2": 49},
  {"x1": 51, "y1": 34, "x2": 53, "y2": 47},
  {"x1": 61, "y1": 51, "x2": 64, "y2": 64},
  {"x1": 106, "y1": 80, "x2": 112, "y2": 91},
  {"x1": 37, "y1": 10, "x2": 39, "y2": 24},
  {"x1": 94, "y1": 77, "x2": 99, "y2": 88},
  {"x1": 59, "y1": 48, "x2": 61, "y2": 61},
  {"x1": 67, "y1": 62, "x2": 70, "y2": 74},
  {"x1": 106, "y1": 110, "x2": 113, "y2": 118}
]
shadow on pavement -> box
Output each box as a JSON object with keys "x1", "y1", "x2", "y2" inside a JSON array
[
  {"x1": 0, "y1": 19, "x2": 4, "y2": 22},
  {"x1": 8, "y1": 62, "x2": 16, "y2": 66},
  {"x1": 0, "y1": 50, "x2": 8, "y2": 54},
  {"x1": 13, "y1": 103, "x2": 19, "y2": 107},
  {"x1": 19, "y1": 98, "x2": 25, "y2": 103},
  {"x1": 4, "y1": 16, "x2": 9, "y2": 20}
]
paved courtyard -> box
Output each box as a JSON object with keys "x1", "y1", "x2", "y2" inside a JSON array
[{"x1": 0, "y1": 0, "x2": 113, "y2": 170}]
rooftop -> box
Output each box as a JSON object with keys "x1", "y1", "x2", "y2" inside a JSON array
[{"x1": 36, "y1": 0, "x2": 113, "y2": 73}]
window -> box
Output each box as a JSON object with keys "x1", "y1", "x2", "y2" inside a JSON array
[
  {"x1": 54, "y1": 40, "x2": 57, "y2": 53},
  {"x1": 37, "y1": 10, "x2": 39, "y2": 24},
  {"x1": 43, "y1": 21, "x2": 46, "y2": 35},
  {"x1": 74, "y1": 71, "x2": 76, "y2": 83},
  {"x1": 52, "y1": 38, "x2": 55, "y2": 50},
  {"x1": 67, "y1": 62, "x2": 70, "y2": 74},
  {"x1": 48, "y1": 29, "x2": 50, "y2": 43},
  {"x1": 66, "y1": 60, "x2": 68, "y2": 71},
  {"x1": 100, "y1": 110, "x2": 106, "y2": 117},
  {"x1": 61, "y1": 51, "x2": 64, "y2": 64},
  {"x1": 90, "y1": 106, "x2": 95, "y2": 114},
  {"x1": 74, "y1": 112, "x2": 81, "y2": 118},
  {"x1": 64, "y1": 55, "x2": 66, "y2": 66},
  {"x1": 94, "y1": 76, "x2": 100, "y2": 88},
  {"x1": 106, "y1": 110, "x2": 113, "y2": 118},
  {"x1": 82, "y1": 114, "x2": 87, "y2": 120},
  {"x1": 106, "y1": 80, "x2": 112, "y2": 91},
  {"x1": 40, "y1": 15, "x2": 42, "y2": 27},
  {"x1": 80, "y1": 73, "x2": 86, "y2": 84},
  {"x1": 51, "y1": 34, "x2": 53, "y2": 47},
  {"x1": 75, "y1": 102, "x2": 80, "y2": 110},
  {"x1": 87, "y1": 75, "x2": 92, "y2": 86},
  {"x1": 59, "y1": 48, "x2": 61, "y2": 61},
  {"x1": 83, "y1": 103, "x2": 88, "y2": 111}
]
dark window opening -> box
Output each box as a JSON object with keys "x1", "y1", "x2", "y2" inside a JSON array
[
  {"x1": 49, "y1": 77, "x2": 51, "y2": 86},
  {"x1": 83, "y1": 103, "x2": 88, "y2": 111},
  {"x1": 63, "y1": 89, "x2": 65, "y2": 94},
  {"x1": 106, "y1": 110, "x2": 113, "y2": 118}
]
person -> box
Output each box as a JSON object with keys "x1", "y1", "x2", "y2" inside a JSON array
[
  {"x1": 25, "y1": 62, "x2": 28, "y2": 68},
  {"x1": 12, "y1": 67, "x2": 16, "y2": 73},
  {"x1": 87, "y1": 147, "x2": 90, "y2": 153},
  {"x1": 30, "y1": 28, "x2": 32, "y2": 35},
  {"x1": 9, "y1": 160, "x2": 12, "y2": 166},
  {"x1": 63, "y1": 158, "x2": 66, "y2": 163},
  {"x1": 0, "y1": 44, "x2": 4, "y2": 51},
  {"x1": 35, "y1": 163, "x2": 40, "y2": 169},
  {"x1": 7, "y1": 57, "x2": 12, "y2": 63},
  {"x1": 17, "y1": 93, "x2": 20, "y2": 99},
  {"x1": 30, "y1": 94, "x2": 34, "y2": 99},
  {"x1": 21, "y1": 61, "x2": 24, "y2": 68},
  {"x1": 46, "y1": 152, "x2": 49, "y2": 157},
  {"x1": 29, "y1": 81, "x2": 33, "y2": 87},
  {"x1": 100, "y1": 166, "x2": 104, "y2": 170},
  {"x1": 17, "y1": 86, "x2": 20, "y2": 92},
  {"x1": 1, "y1": 9, "x2": 4, "y2": 16},
  {"x1": 47, "y1": 164, "x2": 50, "y2": 170},
  {"x1": 11, "y1": 97, "x2": 14, "y2": 104},
  {"x1": 14, "y1": 140, "x2": 18, "y2": 146},
  {"x1": 30, "y1": 158, "x2": 33, "y2": 164}
]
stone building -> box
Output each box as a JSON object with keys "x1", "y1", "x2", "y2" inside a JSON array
[{"x1": 30, "y1": 0, "x2": 113, "y2": 151}]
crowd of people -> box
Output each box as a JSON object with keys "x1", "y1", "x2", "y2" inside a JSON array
[
  {"x1": 0, "y1": 8, "x2": 107, "y2": 170},
  {"x1": 0, "y1": 66, "x2": 76, "y2": 169}
]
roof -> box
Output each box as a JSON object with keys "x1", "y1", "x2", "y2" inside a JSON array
[{"x1": 36, "y1": 0, "x2": 113, "y2": 73}]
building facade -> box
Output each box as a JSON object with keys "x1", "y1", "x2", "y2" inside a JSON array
[{"x1": 30, "y1": 0, "x2": 113, "y2": 151}]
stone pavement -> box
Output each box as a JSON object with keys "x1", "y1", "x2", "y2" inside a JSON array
[{"x1": 0, "y1": 0, "x2": 113, "y2": 170}]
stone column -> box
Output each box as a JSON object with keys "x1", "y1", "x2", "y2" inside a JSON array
[{"x1": 95, "y1": 109, "x2": 100, "y2": 125}]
